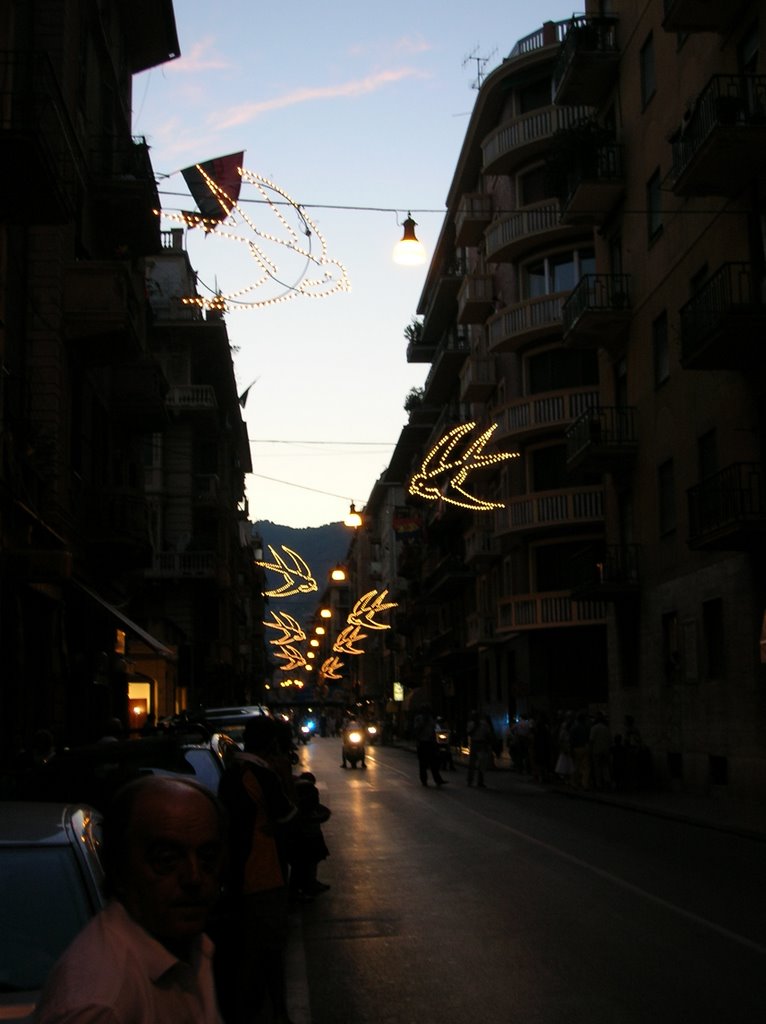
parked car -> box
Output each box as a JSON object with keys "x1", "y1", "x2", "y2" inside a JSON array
[
  {"x1": 201, "y1": 705, "x2": 270, "y2": 752},
  {"x1": 0, "y1": 802, "x2": 105, "y2": 1022}
]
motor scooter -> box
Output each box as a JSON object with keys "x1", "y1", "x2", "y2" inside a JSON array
[{"x1": 341, "y1": 724, "x2": 366, "y2": 768}]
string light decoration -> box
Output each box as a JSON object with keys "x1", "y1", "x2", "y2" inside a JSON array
[
  {"x1": 319, "y1": 656, "x2": 345, "y2": 681},
  {"x1": 409, "y1": 421, "x2": 519, "y2": 511},
  {"x1": 256, "y1": 545, "x2": 317, "y2": 598},
  {"x1": 156, "y1": 164, "x2": 350, "y2": 310},
  {"x1": 347, "y1": 589, "x2": 398, "y2": 630},
  {"x1": 263, "y1": 611, "x2": 306, "y2": 646},
  {"x1": 274, "y1": 645, "x2": 307, "y2": 671},
  {"x1": 333, "y1": 624, "x2": 368, "y2": 656}
]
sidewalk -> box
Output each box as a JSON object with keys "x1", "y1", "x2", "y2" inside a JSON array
[{"x1": 391, "y1": 740, "x2": 766, "y2": 841}]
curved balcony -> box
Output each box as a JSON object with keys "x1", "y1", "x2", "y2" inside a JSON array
[
  {"x1": 494, "y1": 386, "x2": 600, "y2": 446},
  {"x1": 485, "y1": 202, "x2": 582, "y2": 264},
  {"x1": 457, "y1": 274, "x2": 495, "y2": 324},
  {"x1": 497, "y1": 591, "x2": 607, "y2": 633},
  {"x1": 495, "y1": 484, "x2": 604, "y2": 538},
  {"x1": 482, "y1": 104, "x2": 593, "y2": 177},
  {"x1": 460, "y1": 355, "x2": 496, "y2": 402},
  {"x1": 552, "y1": 16, "x2": 619, "y2": 106},
  {"x1": 487, "y1": 293, "x2": 566, "y2": 353},
  {"x1": 455, "y1": 193, "x2": 493, "y2": 247}
]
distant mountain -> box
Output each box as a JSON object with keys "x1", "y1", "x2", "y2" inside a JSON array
[{"x1": 253, "y1": 520, "x2": 352, "y2": 627}]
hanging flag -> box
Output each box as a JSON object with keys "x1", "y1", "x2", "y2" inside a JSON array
[{"x1": 181, "y1": 152, "x2": 245, "y2": 223}]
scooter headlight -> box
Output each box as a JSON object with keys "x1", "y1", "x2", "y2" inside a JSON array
[
  {"x1": 366, "y1": 724, "x2": 378, "y2": 736},
  {"x1": 348, "y1": 730, "x2": 363, "y2": 744}
]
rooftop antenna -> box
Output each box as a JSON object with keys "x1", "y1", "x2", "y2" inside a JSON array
[{"x1": 462, "y1": 45, "x2": 498, "y2": 91}]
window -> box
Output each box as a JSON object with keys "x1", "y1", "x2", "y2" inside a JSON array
[
  {"x1": 531, "y1": 444, "x2": 567, "y2": 491},
  {"x1": 524, "y1": 248, "x2": 596, "y2": 298},
  {"x1": 518, "y1": 78, "x2": 552, "y2": 113},
  {"x1": 658, "y1": 458, "x2": 676, "y2": 536},
  {"x1": 646, "y1": 169, "x2": 662, "y2": 242},
  {"x1": 518, "y1": 165, "x2": 550, "y2": 206},
  {"x1": 652, "y1": 311, "x2": 669, "y2": 386},
  {"x1": 703, "y1": 598, "x2": 725, "y2": 679},
  {"x1": 640, "y1": 33, "x2": 656, "y2": 108},
  {"x1": 528, "y1": 348, "x2": 598, "y2": 393}
]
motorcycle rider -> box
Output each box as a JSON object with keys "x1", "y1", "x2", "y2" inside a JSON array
[{"x1": 340, "y1": 714, "x2": 367, "y2": 769}]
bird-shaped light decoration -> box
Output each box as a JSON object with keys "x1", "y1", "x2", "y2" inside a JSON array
[
  {"x1": 273, "y1": 645, "x2": 307, "y2": 671},
  {"x1": 347, "y1": 589, "x2": 397, "y2": 631},
  {"x1": 263, "y1": 611, "x2": 306, "y2": 646},
  {"x1": 319, "y1": 656, "x2": 345, "y2": 681},
  {"x1": 257, "y1": 545, "x2": 317, "y2": 598},
  {"x1": 333, "y1": 624, "x2": 368, "y2": 656},
  {"x1": 409, "y1": 421, "x2": 519, "y2": 510}
]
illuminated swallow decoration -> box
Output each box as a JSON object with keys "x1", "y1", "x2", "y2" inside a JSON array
[
  {"x1": 409, "y1": 421, "x2": 519, "y2": 511},
  {"x1": 274, "y1": 645, "x2": 307, "y2": 671},
  {"x1": 264, "y1": 611, "x2": 306, "y2": 646},
  {"x1": 319, "y1": 656, "x2": 344, "y2": 681},
  {"x1": 333, "y1": 624, "x2": 368, "y2": 656},
  {"x1": 257, "y1": 545, "x2": 317, "y2": 598},
  {"x1": 347, "y1": 589, "x2": 397, "y2": 631},
  {"x1": 157, "y1": 164, "x2": 350, "y2": 310}
]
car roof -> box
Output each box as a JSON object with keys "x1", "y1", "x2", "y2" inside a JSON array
[{"x1": 0, "y1": 802, "x2": 98, "y2": 845}]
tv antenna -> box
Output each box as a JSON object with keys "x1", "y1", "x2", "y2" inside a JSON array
[{"x1": 462, "y1": 45, "x2": 497, "y2": 90}]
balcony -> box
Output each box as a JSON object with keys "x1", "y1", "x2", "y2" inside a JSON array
[
  {"x1": 124, "y1": 0, "x2": 180, "y2": 73},
  {"x1": 679, "y1": 262, "x2": 766, "y2": 369},
  {"x1": 662, "y1": 0, "x2": 736, "y2": 33},
  {"x1": 669, "y1": 75, "x2": 766, "y2": 196},
  {"x1": 464, "y1": 527, "x2": 499, "y2": 566},
  {"x1": 419, "y1": 256, "x2": 467, "y2": 344},
  {"x1": 422, "y1": 553, "x2": 474, "y2": 598},
  {"x1": 552, "y1": 17, "x2": 620, "y2": 106},
  {"x1": 497, "y1": 591, "x2": 607, "y2": 632},
  {"x1": 556, "y1": 142, "x2": 624, "y2": 225},
  {"x1": 457, "y1": 274, "x2": 495, "y2": 324},
  {"x1": 569, "y1": 543, "x2": 641, "y2": 601},
  {"x1": 166, "y1": 385, "x2": 218, "y2": 414},
  {"x1": 63, "y1": 262, "x2": 148, "y2": 363},
  {"x1": 687, "y1": 463, "x2": 766, "y2": 551},
  {"x1": 562, "y1": 274, "x2": 631, "y2": 351},
  {"x1": 423, "y1": 328, "x2": 470, "y2": 403},
  {"x1": 466, "y1": 612, "x2": 497, "y2": 647},
  {"x1": 485, "y1": 202, "x2": 581, "y2": 264},
  {"x1": 487, "y1": 293, "x2": 565, "y2": 353},
  {"x1": 0, "y1": 52, "x2": 85, "y2": 223},
  {"x1": 145, "y1": 550, "x2": 221, "y2": 579},
  {"x1": 454, "y1": 193, "x2": 493, "y2": 247},
  {"x1": 496, "y1": 485, "x2": 604, "y2": 538},
  {"x1": 482, "y1": 104, "x2": 593, "y2": 177},
  {"x1": 495, "y1": 386, "x2": 600, "y2": 446},
  {"x1": 460, "y1": 355, "x2": 496, "y2": 402},
  {"x1": 565, "y1": 406, "x2": 638, "y2": 473},
  {"x1": 91, "y1": 136, "x2": 163, "y2": 255}
]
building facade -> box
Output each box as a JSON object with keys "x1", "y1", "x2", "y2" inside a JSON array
[{"x1": 363, "y1": 2, "x2": 766, "y2": 795}]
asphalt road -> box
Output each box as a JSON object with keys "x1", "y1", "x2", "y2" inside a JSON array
[{"x1": 284, "y1": 736, "x2": 766, "y2": 1024}]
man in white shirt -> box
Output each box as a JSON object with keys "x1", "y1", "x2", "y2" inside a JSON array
[{"x1": 34, "y1": 775, "x2": 226, "y2": 1024}]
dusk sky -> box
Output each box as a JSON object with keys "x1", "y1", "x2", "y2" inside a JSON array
[{"x1": 134, "y1": 1, "x2": 580, "y2": 527}]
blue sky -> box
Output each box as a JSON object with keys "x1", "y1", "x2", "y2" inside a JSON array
[{"x1": 134, "y1": 1, "x2": 579, "y2": 527}]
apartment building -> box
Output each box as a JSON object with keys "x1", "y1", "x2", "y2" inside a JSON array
[
  {"x1": 0, "y1": 1, "x2": 263, "y2": 754},
  {"x1": 369, "y1": 2, "x2": 766, "y2": 795}
]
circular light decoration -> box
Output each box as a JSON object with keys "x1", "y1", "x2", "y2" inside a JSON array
[
  {"x1": 157, "y1": 164, "x2": 350, "y2": 310},
  {"x1": 409, "y1": 421, "x2": 519, "y2": 510}
]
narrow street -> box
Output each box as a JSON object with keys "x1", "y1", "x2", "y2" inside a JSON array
[{"x1": 284, "y1": 736, "x2": 766, "y2": 1024}]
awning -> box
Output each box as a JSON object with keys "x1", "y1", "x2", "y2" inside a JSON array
[{"x1": 73, "y1": 582, "x2": 176, "y2": 659}]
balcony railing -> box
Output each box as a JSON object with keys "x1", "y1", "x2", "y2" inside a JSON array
[
  {"x1": 495, "y1": 485, "x2": 604, "y2": 536},
  {"x1": 166, "y1": 385, "x2": 218, "y2": 412},
  {"x1": 146, "y1": 551, "x2": 219, "y2": 579},
  {"x1": 561, "y1": 274, "x2": 631, "y2": 350},
  {"x1": 557, "y1": 142, "x2": 624, "y2": 225},
  {"x1": 552, "y1": 16, "x2": 620, "y2": 106},
  {"x1": 419, "y1": 256, "x2": 467, "y2": 343},
  {"x1": 423, "y1": 327, "x2": 470, "y2": 400},
  {"x1": 457, "y1": 274, "x2": 495, "y2": 324},
  {"x1": 0, "y1": 51, "x2": 85, "y2": 222},
  {"x1": 460, "y1": 355, "x2": 496, "y2": 402},
  {"x1": 485, "y1": 202, "x2": 578, "y2": 263},
  {"x1": 679, "y1": 262, "x2": 766, "y2": 369},
  {"x1": 91, "y1": 135, "x2": 162, "y2": 254},
  {"x1": 495, "y1": 387, "x2": 599, "y2": 444},
  {"x1": 497, "y1": 591, "x2": 607, "y2": 632},
  {"x1": 487, "y1": 293, "x2": 566, "y2": 352},
  {"x1": 687, "y1": 463, "x2": 766, "y2": 550},
  {"x1": 466, "y1": 612, "x2": 497, "y2": 647},
  {"x1": 670, "y1": 75, "x2": 766, "y2": 196},
  {"x1": 464, "y1": 528, "x2": 499, "y2": 564},
  {"x1": 455, "y1": 193, "x2": 493, "y2": 247},
  {"x1": 566, "y1": 405, "x2": 638, "y2": 471},
  {"x1": 482, "y1": 104, "x2": 593, "y2": 176},
  {"x1": 662, "y1": 0, "x2": 733, "y2": 33}
]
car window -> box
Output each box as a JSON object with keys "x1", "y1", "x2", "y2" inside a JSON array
[
  {"x1": 0, "y1": 847, "x2": 97, "y2": 991},
  {"x1": 183, "y1": 749, "x2": 221, "y2": 792}
]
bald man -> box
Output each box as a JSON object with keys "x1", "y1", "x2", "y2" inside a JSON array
[{"x1": 34, "y1": 776, "x2": 226, "y2": 1024}]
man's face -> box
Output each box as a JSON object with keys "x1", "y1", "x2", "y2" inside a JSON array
[{"x1": 114, "y1": 781, "x2": 223, "y2": 953}]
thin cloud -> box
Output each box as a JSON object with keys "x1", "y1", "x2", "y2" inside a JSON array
[
  {"x1": 169, "y1": 37, "x2": 232, "y2": 73},
  {"x1": 216, "y1": 68, "x2": 429, "y2": 129},
  {"x1": 393, "y1": 36, "x2": 432, "y2": 55}
]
